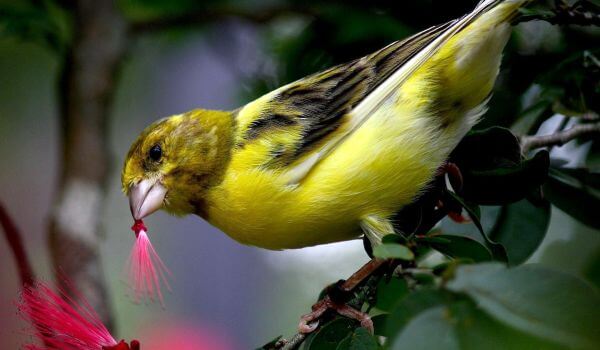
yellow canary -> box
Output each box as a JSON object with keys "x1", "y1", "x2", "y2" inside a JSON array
[{"x1": 122, "y1": 0, "x2": 528, "y2": 250}]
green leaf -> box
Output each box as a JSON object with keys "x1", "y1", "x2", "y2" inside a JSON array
[
  {"x1": 304, "y1": 318, "x2": 358, "y2": 350},
  {"x1": 439, "y1": 206, "x2": 501, "y2": 242},
  {"x1": 460, "y1": 151, "x2": 549, "y2": 205},
  {"x1": 372, "y1": 243, "x2": 414, "y2": 260},
  {"x1": 336, "y1": 327, "x2": 380, "y2": 350},
  {"x1": 489, "y1": 199, "x2": 551, "y2": 265},
  {"x1": 447, "y1": 263, "x2": 600, "y2": 349},
  {"x1": 449, "y1": 127, "x2": 549, "y2": 205},
  {"x1": 0, "y1": 4, "x2": 65, "y2": 52},
  {"x1": 371, "y1": 314, "x2": 388, "y2": 337},
  {"x1": 375, "y1": 277, "x2": 409, "y2": 311},
  {"x1": 583, "y1": 249, "x2": 600, "y2": 289},
  {"x1": 447, "y1": 192, "x2": 508, "y2": 262},
  {"x1": 452, "y1": 127, "x2": 522, "y2": 167},
  {"x1": 381, "y1": 234, "x2": 404, "y2": 244},
  {"x1": 417, "y1": 236, "x2": 452, "y2": 244},
  {"x1": 347, "y1": 328, "x2": 379, "y2": 350},
  {"x1": 391, "y1": 301, "x2": 565, "y2": 350},
  {"x1": 544, "y1": 168, "x2": 600, "y2": 229},
  {"x1": 336, "y1": 335, "x2": 352, "y2": 350},
  {"x1": 424, "y1": 234, "x2": 493, "y2": 262},
  {"x1": 386, "y1": 289, "x2": 453, "y2": 343},
  {"x1": 587, "y1": 142, "x2": 600, "y2": 172},
  {"x1": 390, "y1": 305, "x2": 459, "y2": 350},
  {"x1": 511, "y1": 99, "x2": 554, "y2": 135}
]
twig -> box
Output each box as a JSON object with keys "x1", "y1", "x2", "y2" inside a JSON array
[
  {"x1": 272, "y1": 259, "x2": 390, "y2": 349},
  {"x1": 280, "y1": 333, "x2": 307, "y2": 350},
  {"x1": 0, "y1": 202, "x2": 34, "y2": 286},
  {"x1": 520, "y1": 122, "x2": 600, "y2": 153}
]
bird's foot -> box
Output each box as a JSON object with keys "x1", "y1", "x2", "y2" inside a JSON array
[
  {"x1": 441, "y1": 162, "x2": 463, "y2": 192},
  {"x1": 298, "y1": 295, "x2": 373, "y2": 334},
  {"x1": 298, "y1": 259, "x2": 388, "y2": 334}
]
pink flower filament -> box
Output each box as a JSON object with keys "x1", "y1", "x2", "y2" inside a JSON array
[
  {"x1": 17, "y1": 281, "x2": 117, "y2": 350},
  {"x1": 127, "y1": 220, "x2": 172, "y2": 306}
]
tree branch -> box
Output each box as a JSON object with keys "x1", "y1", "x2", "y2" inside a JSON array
[
  {"x1": 48, "y1": 0, "x2": 128, "y2": 330},
  {"x1": 279, "y1": 333, "x2": 307, "y2": 350},
  {"x1": 0, "y1": 202, "x2": 34, "y2": 286},
  {"x1": 520, "y1": 122, "x2": 600, "y2": 153}
]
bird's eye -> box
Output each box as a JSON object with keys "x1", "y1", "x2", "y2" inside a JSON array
[{"x1": 149, "y1": 144, "x2": 162, "y2": 161}]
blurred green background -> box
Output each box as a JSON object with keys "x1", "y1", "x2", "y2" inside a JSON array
[{"x1": 0, "y1": 0, "x2": 598, "y2": 349}]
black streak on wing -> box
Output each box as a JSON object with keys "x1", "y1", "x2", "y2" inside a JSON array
[
  {"x1": 244, "y1": 113, "x2": 298, "y2": 140},
  {"x1": 242, "y1": 22, "x2": 451, "y2": 165}
]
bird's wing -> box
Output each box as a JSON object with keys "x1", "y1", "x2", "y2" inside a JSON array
[
  {"x1": 235, "y1": 1, "x2": 502, "y2": 184},
  {"x1": 234, "y1": 24, "x2": 448, "y2": 168}
]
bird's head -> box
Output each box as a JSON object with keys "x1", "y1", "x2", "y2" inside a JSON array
[{"x1": 122, "y1": 109, "x2": 233, "y2": 220}]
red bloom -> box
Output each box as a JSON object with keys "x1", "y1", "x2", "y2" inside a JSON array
[{"x1": 18, "y1": 280, "x2": 140, "y2": 350}]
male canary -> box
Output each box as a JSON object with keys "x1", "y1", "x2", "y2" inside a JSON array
[{"x1": 122, "y1": 0, "x2": 528, "y2": 250}]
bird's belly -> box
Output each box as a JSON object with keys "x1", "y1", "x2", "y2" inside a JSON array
[{"x1": 207, "y1": 106, "x2": 459, "y2": 250}]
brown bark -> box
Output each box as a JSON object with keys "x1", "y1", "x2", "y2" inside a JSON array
[{"x1": 48, "y1": 0, "x2": 127, "y2": 329}]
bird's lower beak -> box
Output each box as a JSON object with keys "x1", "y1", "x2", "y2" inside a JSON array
[{"x1": 129, "y1": 179, "x2": 167, "y2": 220}]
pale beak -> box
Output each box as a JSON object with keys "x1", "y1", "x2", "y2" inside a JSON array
[{"x1": 129, "y1": 179, "x2": 167, "y2": 220}]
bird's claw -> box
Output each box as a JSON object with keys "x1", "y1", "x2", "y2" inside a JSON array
[
  {"x1": 297, "y1": 296, "x2": 373, "y2": 334},
  {"x1": 335, "y1": 302, "x2": 373, "y2": 334},
  {"x1": 298, "y1": 298, "x2": 328, "y2": 333},
  {"x1": 298, "y1": 319, "x2": 320, "y2": 333},
  {"x1": 442, "y1": 162, "x2": 463, "y2": 192}
]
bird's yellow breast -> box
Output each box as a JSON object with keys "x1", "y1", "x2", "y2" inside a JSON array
[{"x1": 205, "y1": 99, "x2": 460, "y2": 249}]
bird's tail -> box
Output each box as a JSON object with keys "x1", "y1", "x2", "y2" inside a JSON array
[
  {"x1": 425, "y1": 0, "x2": 531, "y2": 131},
  {"x1": 472, "y1": 0, "x2": 532, "y2": 27}
]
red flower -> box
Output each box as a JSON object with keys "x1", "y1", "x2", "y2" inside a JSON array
[{"x1": 18, "y1": 280, "x2": 140, "y2": 350}]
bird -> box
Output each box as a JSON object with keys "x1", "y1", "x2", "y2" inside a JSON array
[{"x1": 122, "y1": 0, "x2": 529, "y2": 252}]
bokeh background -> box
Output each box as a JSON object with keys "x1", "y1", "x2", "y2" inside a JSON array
[{"x1": 1, "y1": 0, "x2": 598, "y2": 349}]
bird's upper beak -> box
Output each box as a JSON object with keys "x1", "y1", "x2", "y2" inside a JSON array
[{"x1": 129, "y1": 179, "x2": 167, "y2": 220}]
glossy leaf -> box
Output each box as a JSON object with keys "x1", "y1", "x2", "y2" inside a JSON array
[
  {"x1": 447, "y1": 191, "x2": 508, "y2": 262},
  {"x1": 449, "y1": 127, "x2": 549, "y2": 205},
  {"x1": 511, "y1": 98, "x2": 554, "y2": 135},
  {"x1": 451, "y1": 127, "x2": 522, "y2": 167},
  {"x1": 372, "y1": 243, "x2": 414, "y2": 260},
  {"x1": 447, "y1": 263, "x2": 600, "y2": 349},
  {"x1": 371, "y1": 314, "x2": 388, "y2": 337},
  {"x1": 385, "y1": 289, "x2": 453, "y2": 343},
  {"x1": 381, "y1": 234, "x2": 404, "y2": 244},
  {"x1": 424, "y1": 234, "x2": 493, "y2": 262},
  {"x1": 391, "y1": 301, "x2": 565, "y2": 350},
  {"x1": 460, "y1": 150, "x2": 549, "y2": 205},
  {"x1": 489, "y1": 199, "x2": 551, "y2": 265},
  {"x1": 304, "y1": 318, "x2": 357, "y2": 350},
  {"x1": 374, "y1": 277, "x2": 409, "y2": 311},
  {"x1": 390, "y1": 306, "x2": 459, "y2": 350},
  {"x1": 544, "y1": 168, "x2": 600, "y2": 229},
  {"x1": 336, "y1": 328, "x2": 379, "y2": 350}
]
